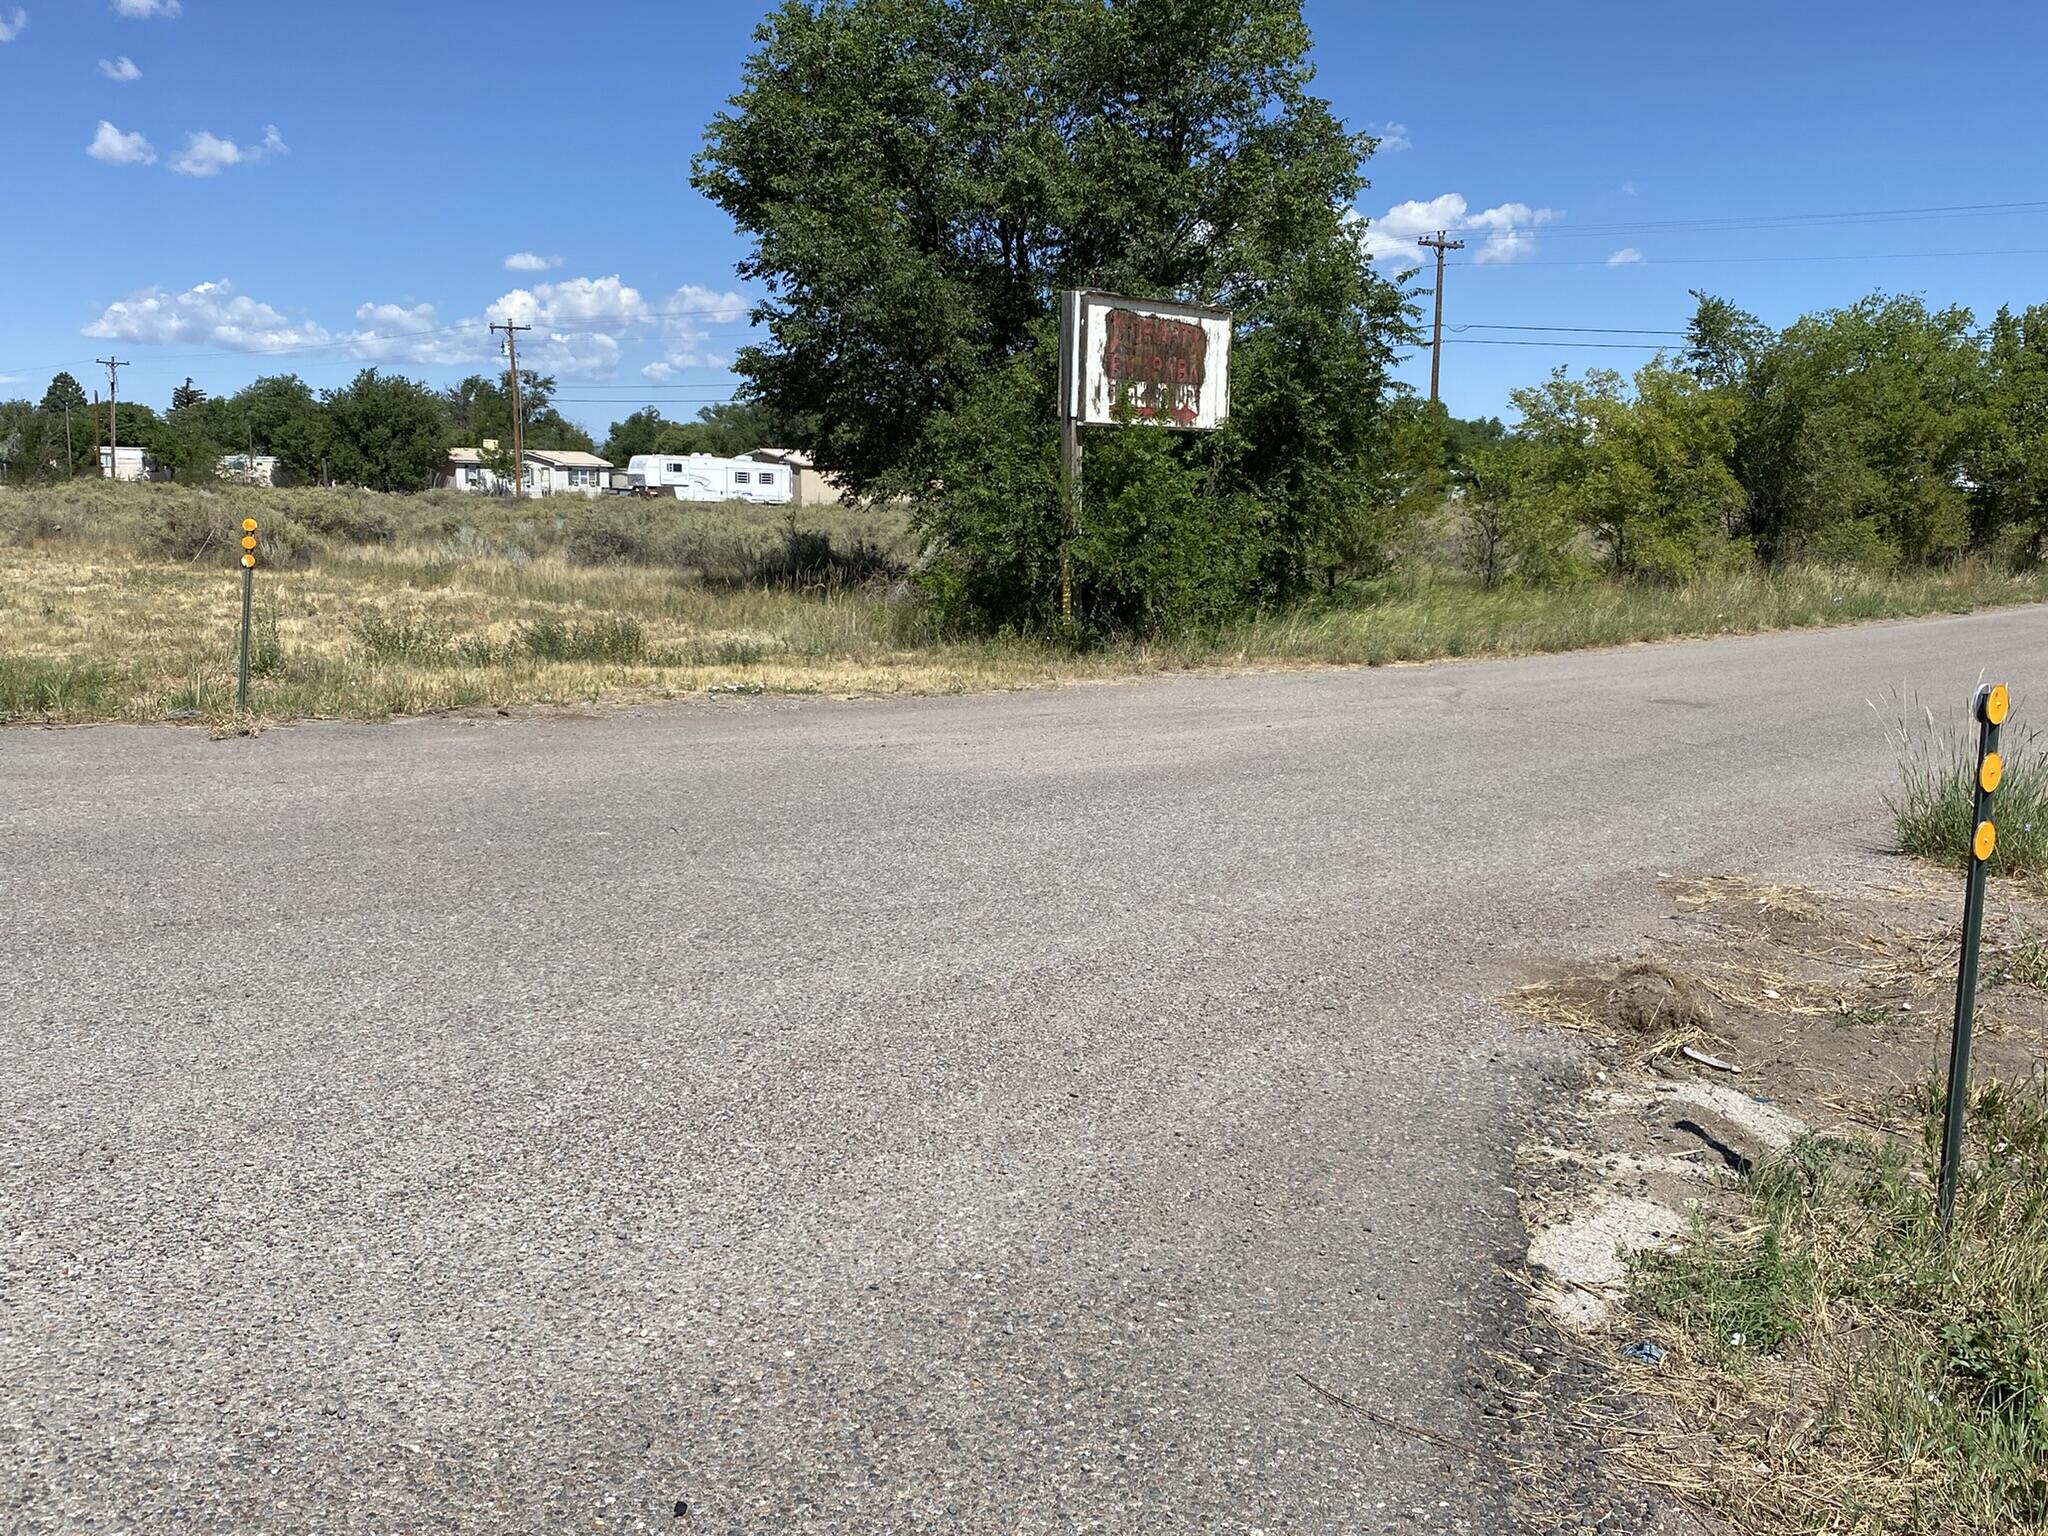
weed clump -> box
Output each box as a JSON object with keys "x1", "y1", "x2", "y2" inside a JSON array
[{"x1": 1883, "y1": 689, "x2": 2048, "y2": 878}]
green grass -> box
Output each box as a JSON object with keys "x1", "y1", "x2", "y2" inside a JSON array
[
  {"x1": 1884, "y1": 690, "x2": 2048, "y2": 879},
  {"x1": 5, "y1": 481, "x2": 2048, "y2": 726},
  {"x1": 1631, "y1": 1076, "x2": 2048, "y2": 1534}
]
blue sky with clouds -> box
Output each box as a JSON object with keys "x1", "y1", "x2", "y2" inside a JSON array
[{"x1": 4, "y1": 0, "x2": 2047, "y2": 436}]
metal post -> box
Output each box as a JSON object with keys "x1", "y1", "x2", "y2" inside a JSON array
[
  {"x1": 1056, "y1": 290, "x2": 1083, "y2": 626},
  {"x1": 237, "y1": 560, "x2": 254, "y2": 712},
  {"x1": 1939, "y1": 682, "x2": 2008, "y2": 1233},
  {"x1": 1059, "y1": 415, "x2": 1081, "y2": 625}
]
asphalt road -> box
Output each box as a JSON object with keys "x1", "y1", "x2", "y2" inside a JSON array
[{"x1": 5, "y1": 609, "x2": 2044, "y2": 1534}]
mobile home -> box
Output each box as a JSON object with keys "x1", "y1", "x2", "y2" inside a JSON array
[{"x1": 625, "y1": 453, "x2": 794, "y2": 504}]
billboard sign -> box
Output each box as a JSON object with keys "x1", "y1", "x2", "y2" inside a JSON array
[{"x1": 1059, "y1": 290, "x2": 1231, "y2": 431}]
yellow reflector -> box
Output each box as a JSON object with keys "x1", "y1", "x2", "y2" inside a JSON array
[
  {"x1": 241, "y1": 553, "x2": 257, "y2": 568},
  {"x1": 1982, "y1": 752, "x2": 2005, "y2": 794},
  {"x1": 240, "y1": 534, "x2": 258, "y2": 550},
  {"x1": 1975, "y1": 820, "x2": 1998, "y2": 861},
  {"x1": 1987, "y1": 684, "x2": 2011, "y2": 725},
  {"x1": 242, "y1": 518, "x2": 259, "y2": 533}
]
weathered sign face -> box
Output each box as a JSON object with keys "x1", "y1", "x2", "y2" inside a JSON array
[{"x1": 1060, "y1": 291, "x2": 1231, "y2": 431}]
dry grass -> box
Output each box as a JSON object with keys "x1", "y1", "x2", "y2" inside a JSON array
[{"x1": 7, "y1": 481, "x2": 2048, "y2": 728}]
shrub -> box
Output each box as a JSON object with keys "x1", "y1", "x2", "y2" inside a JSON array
[
  {"x1": 515, "y1": 615, "x2": 647, "y2": 663},
  {"x1": 353, "y1": 612, "x2": 453, "y2": 663},
  {"x1": 566, "y1": 503, "x2": 658, "y2": 565},
  {"x1": 292, "y1": 492, "x2": 396, "y2": 545}
]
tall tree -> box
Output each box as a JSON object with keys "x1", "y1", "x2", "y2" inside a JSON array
[
  {"x1": 41, "y1": 372, "x2": 89, "y2": 415},
  {"x1": 696, "y1": 0, "x2": 1410, "y2": 632},
  {"x1": 169, "y1": 377, "x2": 208, "y2": 411},
  {"x1": 321, "y1": 369, "x2": 451, "y2": 492}
]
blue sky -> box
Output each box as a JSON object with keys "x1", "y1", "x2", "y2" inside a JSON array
[{"x1": 3, "y1": 0, "x2": 2046, "y2": 437}]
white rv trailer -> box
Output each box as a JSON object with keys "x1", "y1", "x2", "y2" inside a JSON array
[{"x1": 625, "y1": 453, "x2": 794, "y2": 504}]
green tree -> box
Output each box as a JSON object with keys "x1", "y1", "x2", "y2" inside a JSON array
[
  {"x1": 34, "y1": 373, "x2": 95, "y2": 477},
  {"x1": 41, "y1": 372, "x2": 89, "y2": 415},
  {"x1": 442, "y1": 371, "x2": 595, "y2": 454},
  {"x1": 696, "y1": 0, "x2": 1409, "y2": 634},
  {"x1": 1746, "y1": 295, "x2": 1981, "y2": 566},
  {"x1": 169, "y1": 376, "x2": 208, "y2": 411},
  {"x1": 321, "y1": 369, "x2": 450, "y2": 492},
  {"x1": 601, "y1": 406, "x2": 679, "y2": 465},
  {"x1": 1973, "y1": 304, "x2": 2048, "y2": 560},
  {"x1": 223, "y1": 375, "x2": 330, "y2": 481},
  {"x1": 146, "y1": 400, "x2": 226, "y2": 482},
  {"x1": 1504, "y1": 360, "x2": 1742, "y2": 582}
]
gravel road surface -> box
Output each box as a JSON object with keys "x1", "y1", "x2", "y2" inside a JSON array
[{"x1": 5, "y1": 609, "x2": 2044, "y2": 1533}]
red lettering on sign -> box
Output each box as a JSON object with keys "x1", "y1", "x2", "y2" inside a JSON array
[{"x1": 1099, "y1": 308, "x2": 1208, "y2": 425}]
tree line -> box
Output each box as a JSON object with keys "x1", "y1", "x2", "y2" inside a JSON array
[
  {"x1": 0, "y1": 369, "x2": 788, "y2": 493},
  {"x1": 1443, "y1": 292, "x2": 2048, "y2": 588}
]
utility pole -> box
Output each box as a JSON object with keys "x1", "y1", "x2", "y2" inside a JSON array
[
  {"x1": 97, "y1": 357, "x2": 128, "y2": 478},
  {"x1": 489, "y1": 322, "x2": 531, "y2": 498},
  {"x1": 1416, "y1": 232, "x2": 1465, "y2": 403},
  {"x1": 63, "y1": 399, "x2": 73, "y2": 478}
]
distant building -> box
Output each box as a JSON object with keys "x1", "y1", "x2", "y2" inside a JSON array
[
  {"x1": 746, "y1": 447, "x2": 845, "y2": 507},
  {"x1": 99, "y1": 445, "x2": 155, "y2": 482},
  {"x1": 217, "y1": 452, "x2": 283, "y2": 487},
  {"x1": 438, "y1": 446, "x2": 506, "y2": 495},
  {"x1": 521, "y1": 449, "x2": 613, "y2": 498},
  {"x1": 438, "y1": 446, "x2": 613, "y2": 497}
]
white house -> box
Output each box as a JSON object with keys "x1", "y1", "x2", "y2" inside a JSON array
[
  {"x1": 437, "y1": 446, "x2": 613, "y2": 497},
  {"x1": 624, "y1": 453, "x2": 794, "y2": 504},
  {"x1": 521, "y1": 449, "x2": 613, "y2": 498},
  {"x1": 217, "y1": 452, "x2": 283, "y2": 487},
  {"x1": 99, "y1": 445, "x2": 155, "y2": 482}
]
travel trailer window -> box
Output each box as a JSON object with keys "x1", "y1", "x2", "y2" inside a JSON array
[{"x1": 734, "y1": 471, "x2": 751, "y2": 485}]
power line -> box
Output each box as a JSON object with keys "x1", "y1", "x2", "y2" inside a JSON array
[
  {"x1": 1450, "y1": 322, "x2": 1688, "y2": 336},
  {"x1": 1446, "y1": 245, "x2": 2048, "y2": 270}
]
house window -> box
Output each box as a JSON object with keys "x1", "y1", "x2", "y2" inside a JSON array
[
  {"x1": 463, "y1": 467, "x2": 481, "y2": 488},
  {"x1": 734, "y1": 471, "x2": 751, "y2": 485}
]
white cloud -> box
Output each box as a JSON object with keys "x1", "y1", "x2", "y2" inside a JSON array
[
  {"x1": 98, "y1": 54, "x2": 142, "y2": 80},
  {"x1": 83, "y1": 279, "x2": 330, "y2": 351},
  {"x1": 503, "y1": 251, "x2": 561, "y2": 273},
  {"x1": 1354, "y1": 191, "x2": 1560, "y2": 268},
  {"x1": 484, "y1": 274, "x2": 655, "y2": 377},
  {"x1": 1607, "y1": 247, "x2": 1644, "y2": 266},
  {"x1": 654, "y1": 282, "x2": 747, "y2": 373},
  {"x1": 1374, "y1": 121, "x2": 1411, "y2": 153},
  {"x1": 86, "y1": 120, "x2": 156, "y2": 165},
  {"x1": 1620, "y1": 180, "x2": 1639, "y2": 197},
  {"x1": 169, "y1": 124, "x2": 286, "y2": 177},
  {"x1": 0, "y1": 9, "x2": 27, "y2": 43},
  {"x1": 642, "y1": 362, "x2": 677, "y2": 382},
  {"x1": 112, "y1": 0, "x2": 179, "y2": 17},
  {"x1": 346, "y1": 302, "x2": 492, "y2": 367}
]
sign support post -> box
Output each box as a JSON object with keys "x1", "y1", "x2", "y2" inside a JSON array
[
  {"x1": 1939, "y1": 680, "x2": 2009, "y2": 1233},
  {"x1": 236, "y1": 519, "x2": 259, "y2": 712},
  {"x1": 1057, "y1": 290, "x2": 1082, "y2": 626}
]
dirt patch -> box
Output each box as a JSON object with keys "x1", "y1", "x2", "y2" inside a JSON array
[{"x1": 1505, "y1": 851, "x2": 2048, "y2": 1533}]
